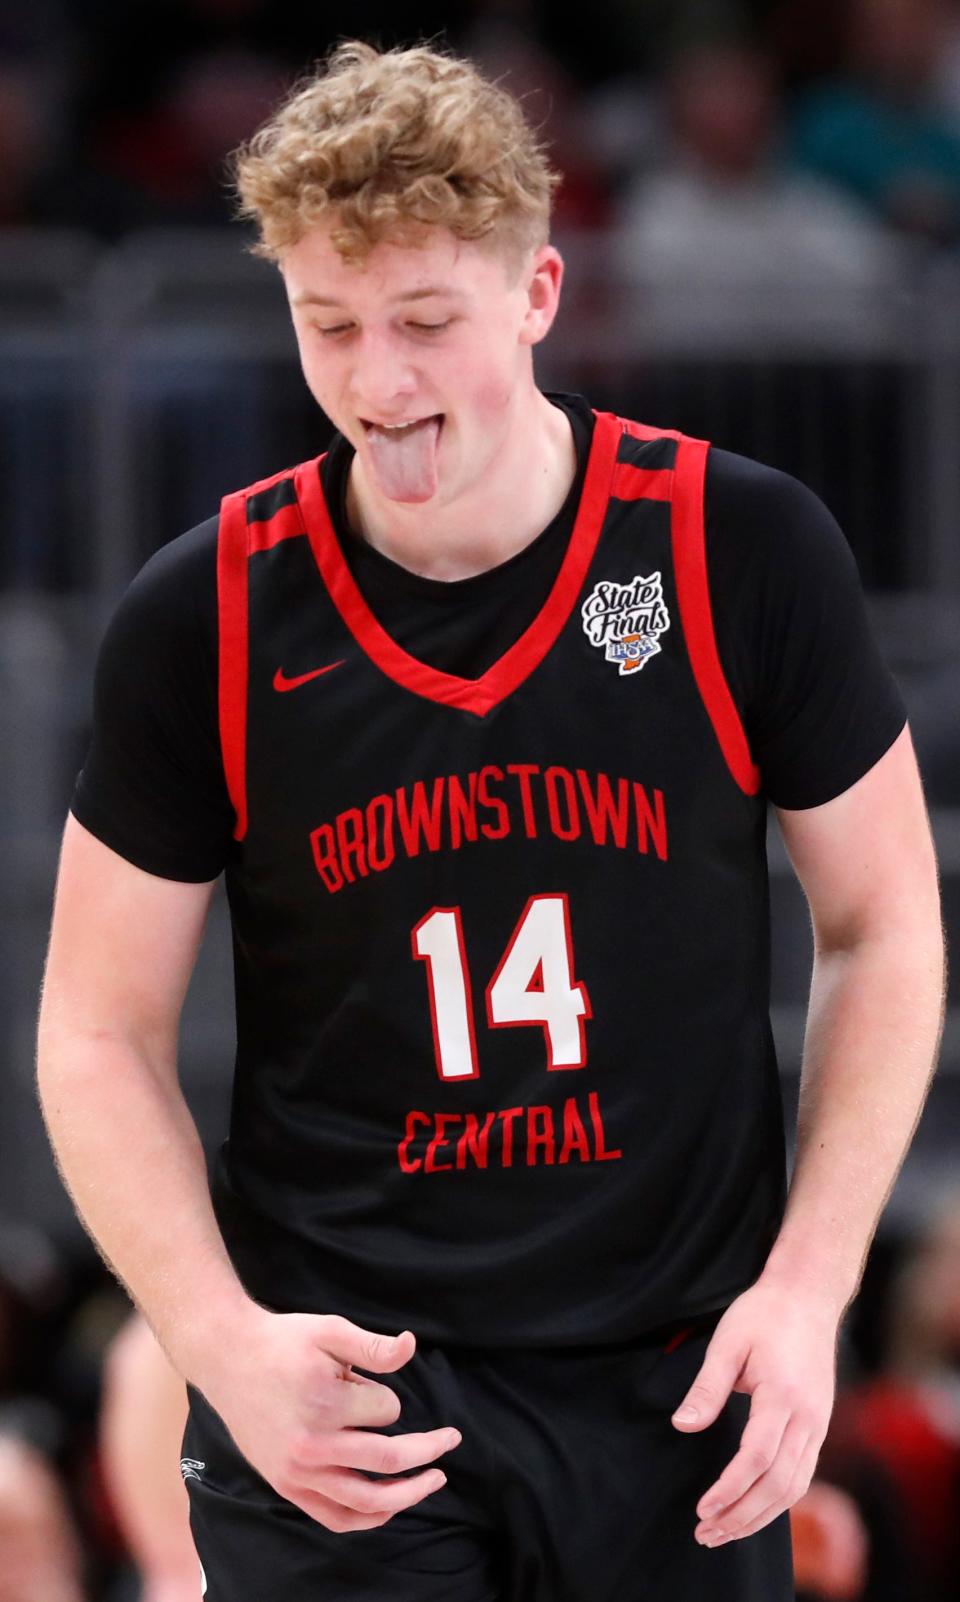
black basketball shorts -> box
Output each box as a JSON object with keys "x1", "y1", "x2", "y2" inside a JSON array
[{"x1": 180, "y1": 1308, "x2": 794, "y2": 1602}]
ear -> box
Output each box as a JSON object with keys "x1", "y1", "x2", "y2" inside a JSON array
[{"x1": 518, "y1": 245, "x2": 564, "y2": 346}]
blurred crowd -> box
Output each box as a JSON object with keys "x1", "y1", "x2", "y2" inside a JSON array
[
  {"x1": 5, "y1": 0, "x2": 960, "y2": 275},
  {"x1": 3, "y1": 0, "x2": 960, "y2": 1598},
  {"x1": 1, "y1": 1187, "x2": 960, "y2": 1600}
]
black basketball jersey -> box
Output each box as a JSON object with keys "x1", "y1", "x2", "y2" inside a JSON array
[{"x1": 209, "y1": 406, "x2": 787, "y2": 1348}]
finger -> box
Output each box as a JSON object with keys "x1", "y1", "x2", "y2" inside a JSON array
[
  {"x1": 287, "y1": 1482, "x2": 396, "y2": 1534},
  {"x1": 322, "y1": 1375, "x2": 405, "y2": 1429},
  {"x1": 696, "y1": 1417, "x2": 809, "y2": 1542},
  {"x1": 315, "y1": 1318, "x2": 416, "y2": 1374},
  {"x1": 694, "y1": 1384, "x2": 791, "y2": 1519},
  {"x1": 702, "y1": 1441, "x2": 819, "y2": 1545},
  {"x1": 672, "y1": 1335, "x2": 744, "y2": 1430},
  {"x1": 310, "y1": 1462, "x2": 448, "y2": 1518},
  {"x1": 325, "y1": 1425, "x2": 462, "y2": 1476}
]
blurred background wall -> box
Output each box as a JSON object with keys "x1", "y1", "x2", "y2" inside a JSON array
[{"x1": 1, "y1": 1, "x2": 959, "y2": 1598}]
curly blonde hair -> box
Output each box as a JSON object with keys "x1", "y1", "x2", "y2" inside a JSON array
[{"x1": 225, "y1": 37, "x2": 563, "y2": 283}]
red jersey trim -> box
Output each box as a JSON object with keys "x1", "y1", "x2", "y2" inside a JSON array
[
  {"x1": 671, "y1": 436, "x2": 761, "y2": 796},
  {"x1": 217, "y1": 487, "x2": 251, "y2": 840},
  {"x1": 621, "y1": 419, "x2": 680, "y2": 445},
  {"x1": 610, "y1": 463, "x2": 674, "y2": 502},
  {"x1": 249, "y1": 500, "x2": 304, "y2": 553},
  {"x1": 663, "y1": 1323, "x2": 694, "y2": 1354},
  {"x1": 292, "y1": 409, "x2": 624, "y2": 717}
]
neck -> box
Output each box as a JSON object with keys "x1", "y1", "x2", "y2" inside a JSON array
[{"x1": 344, "y1": 388, "x2": 578, "y2": 582}]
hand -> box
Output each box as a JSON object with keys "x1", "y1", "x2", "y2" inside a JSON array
[
  {"x1": 196, "y1": 1309, "x2": 462, "y2": 1534},
  {"x1": 670, "y1": 1278, "x2": 839, "y2": 1546}
]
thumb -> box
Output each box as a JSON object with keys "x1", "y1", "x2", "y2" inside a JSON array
[
  {"x1": 671, "y1": 1340, "x2": 741, "y2": 1432},
  {"x1": 314, "y1": 1315, "x2": 416, "y2": 1371}
]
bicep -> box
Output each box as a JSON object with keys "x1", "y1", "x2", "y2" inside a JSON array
[
  {"x1": 38, "y1": 812, "x2": 218, "y2": 1066},
  {"x1": 773, "y1": 721, "x2": 941, "y2": 951}
]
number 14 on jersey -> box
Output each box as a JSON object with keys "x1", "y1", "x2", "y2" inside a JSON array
[{"x1": 412, "y1": 892, "x2": 592, "y2": 1081}]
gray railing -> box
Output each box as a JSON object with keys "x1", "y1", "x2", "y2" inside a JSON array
[{"x1": 2, "y1": 225, "x2": 960, "y2": 595}]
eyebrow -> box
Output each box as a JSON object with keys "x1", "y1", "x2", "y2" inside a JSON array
[{"x1": 291, "y1": 286, "x2": 467, "y2": 308}]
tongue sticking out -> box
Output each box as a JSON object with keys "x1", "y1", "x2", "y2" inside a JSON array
[{"x1": 364, "y1": 416, "x2": 443, "y2": 502}]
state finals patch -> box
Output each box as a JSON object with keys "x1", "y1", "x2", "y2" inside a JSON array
[{"x1": 580, "y1": 573, "x2": 671, "y2": 675}]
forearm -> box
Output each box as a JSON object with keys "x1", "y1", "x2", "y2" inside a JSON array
[
  {"x1": 760, "y1": 927, "x2": 947, "y2": 1318},
  {"x1": 36, "y1": 1036, "x2": 255, "y2": 1385}
]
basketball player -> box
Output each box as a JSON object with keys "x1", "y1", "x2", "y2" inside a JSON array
[{"x1": 36, "y1": 37, "x2": 945, "y2": 1602}]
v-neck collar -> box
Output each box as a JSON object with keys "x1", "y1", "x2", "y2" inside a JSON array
[{"x1": 292, "y1": 407, "x2": 621, "y2": 717}]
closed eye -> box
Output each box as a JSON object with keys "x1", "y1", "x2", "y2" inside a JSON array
[{"x1": 314, "y1": 321, "x2": 453, "y2": 337}]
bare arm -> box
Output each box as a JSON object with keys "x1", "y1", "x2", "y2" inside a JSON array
[
  {"x1": 761, "y1": 721, "x2": 947, "y2": 1315},
  {"x1": 671, "y1": 723, "x2": 947, "y2": 1549},
  {"x1": 36, "y1": 813, "x2": 255, "y2": 1387},
  {"x1": 37, "y1": 815, "x2": 462, "y2": 1537}
]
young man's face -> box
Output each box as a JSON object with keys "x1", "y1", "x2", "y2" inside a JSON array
[{"x1": 280, "y1": 219, "x2": 562, "y2": 507}]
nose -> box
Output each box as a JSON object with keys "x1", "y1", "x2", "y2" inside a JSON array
[{"x1": 349, "y1": 327, "x2": 418, "y2": 416}]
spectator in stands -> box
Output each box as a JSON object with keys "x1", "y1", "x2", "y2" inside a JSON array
[
  {"x1": 790, "y1": 0, "x2": 960, "y2": 246},
  {"x1": 99, "y1": 1310, "x2": 199, "y2": 1602},
  {"x1": 82, "y1": 45, "x2": 287, "y2": 235},
  {"x1": 0, "y1": 55, "x2": 70, "y2": 226},
  {"x1": 816, "y1": 1188, "x2": 960, "y2": 1602},
  {"x1": 0, "y1": 0, "x2": 78, "y2": 226},
  {"x1": 610, "y1": 38, "x2": 905, "y2": 337},
  {"x1": 928, "y1": 0, "x2": 960, "y2": 121},
  {"x1": 790, "y1": 1477, "x2": 869, "y2": 1599},
  {"x1": 0, "y1": 1433, "x2": 86, "y2": 1602},
  {"x1": 0, "y1": 1222, "x2": 93, "y2": 1600}
]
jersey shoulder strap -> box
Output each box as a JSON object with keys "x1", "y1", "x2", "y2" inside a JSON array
[
  {"x1": 216, "y1": 457, "x2": 322, "y2": 841},
  {"x1": 612, "y1": 415, "x2": 760, "y2": 797}
]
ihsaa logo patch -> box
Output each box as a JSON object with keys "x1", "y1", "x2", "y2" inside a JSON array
[{"x1": 581, "y1": 573, "x2": 671, "y2": 675}]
